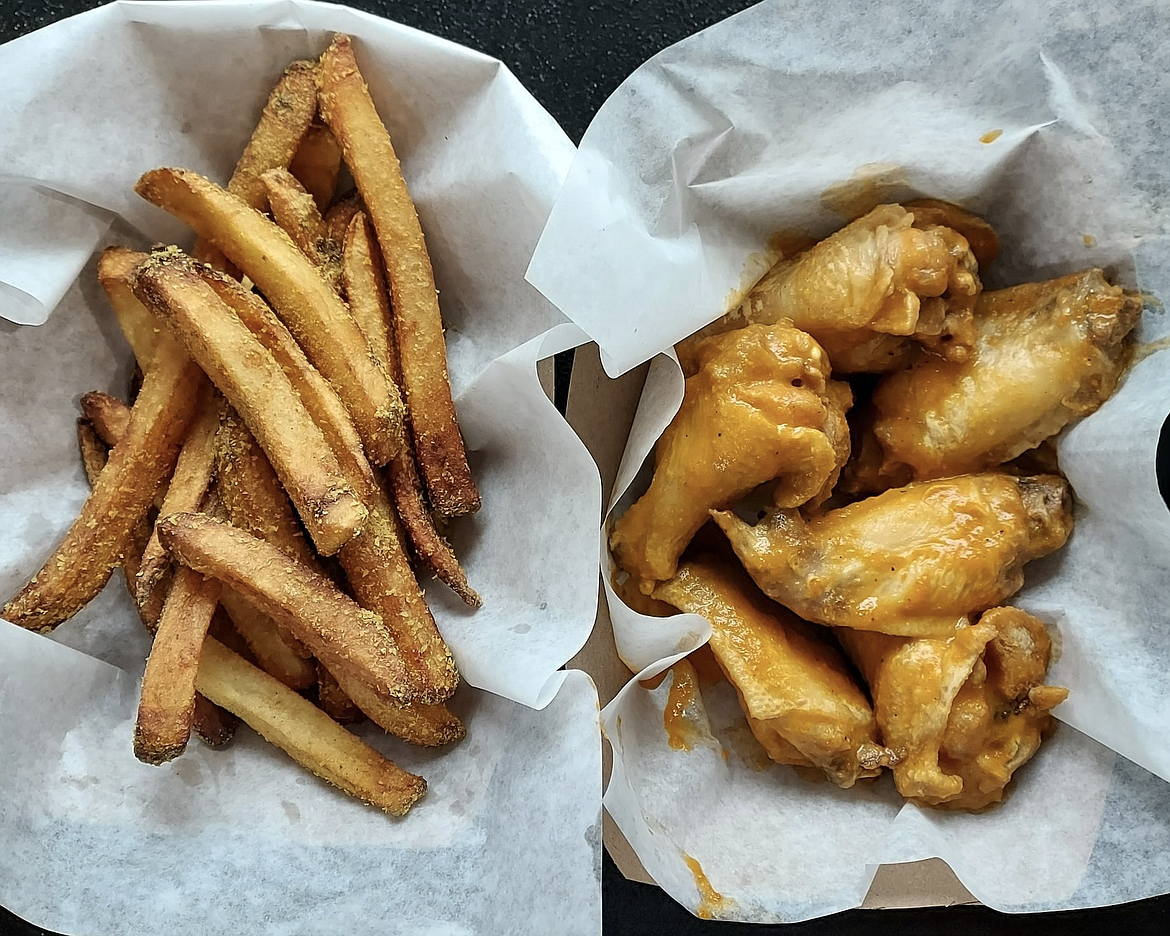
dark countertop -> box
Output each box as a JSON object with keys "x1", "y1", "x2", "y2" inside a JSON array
[{"x1": 1, "y1": 2, "x2": 1167, "y2": 935}]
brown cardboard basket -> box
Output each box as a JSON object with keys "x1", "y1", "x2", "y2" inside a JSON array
[{"x1": 563, "y1": 342, "x2": 978, "y2": 911}]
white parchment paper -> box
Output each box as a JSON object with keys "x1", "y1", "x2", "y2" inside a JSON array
[
  {"x1": 0, "y1": 3, "x2": 602, "y2": 934},
  {"x1": 527, "y1": 0, "x2": 1170, "y2": 921}
]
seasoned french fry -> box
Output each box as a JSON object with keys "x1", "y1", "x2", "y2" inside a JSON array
[
  {"x1": 76, "y1": 419, "x2": 108, "y2": 482},
  {"x1": 3, "y1": 332, "x2": 204, "y2": 631},
  {"x1": 324, "y1": 190, "x2": 362, "y2": 245},
  {"x1": 318, "y1": 663, "x2": 363, "y2": 724},
  {"x1": 197, "y1": 636, "x2": 426, "y2": 815},
  {"x1": 78, "y1": 415, "x2": 236, "y2": 748},
  {"x1": 158, "y1": 513, "x2": 414, "y2": 704},
  {"x1": 97, "y1": 247, "x2": 158, "y2": 367},
  {"x1": 136, "y1": 387, "x2": 222, "y2": 603},
  {"x1": 343, "y1": 211, "x2": 479, "y2": 606},
  {"x1": 194, "y1": 60, "x2": 319, "y2": 270},
  {"x1": 134, "y1": 565, "x2": 222, "y2": 765},
  {"x1": 219, "y1": 587, "x2": 317, "y2": 690},
  {"x1": 79, "y1": 390, "x2": 133, "y2": 445},
  {"x1": 290, "y1": 121, "x2": 342, "y2": 212},
  {"x1": 131, "y1": 250, "x2": 367, "y2": 556},
  {"x1": 333, "y1": 667, "x2": 465, "y2": 747},
  {"x1": 203, "y1": 269, "x2": 460, "y2": 699},
  {"x1": 136, "y1": 167, "x2": 405, "y2": 466},
  {"x1": 319, "y1": 34, "x2": 479, "y2": 515},
  {"x1": 262, "y1": 167, "x2": 343, "y2": 292}
]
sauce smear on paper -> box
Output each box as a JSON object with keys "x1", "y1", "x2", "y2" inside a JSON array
[
  {"x1": 980, "y1": 129, "x2": 1003, "y2": 143},
  {"x1": 662, "y1": 660, "x2": 702, "y2": 751},
  {"x1": 682, "y1": 853, "x2": 730, "y2": 920}
]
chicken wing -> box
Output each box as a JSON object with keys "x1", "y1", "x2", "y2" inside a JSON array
[
  {"x1": 653, "y1": 557, "x2": 890, "y2": 788},
  {"x1": 610, "y1": 322, "x2": 852, "y2": 591},
  {"x1": 736, "y1": 204, "x2": 981, "y2": 373},
  {"x1": 712, "y1": 473, "x2": 1073, "y2": 637},
  {"x1": 862, "y1": 269, "x2": 1141, "y2": 488},
  {"x1": 839, "y1": 606, "x2": 1066, "y2": 808}
]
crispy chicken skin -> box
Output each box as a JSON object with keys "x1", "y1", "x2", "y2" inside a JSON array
[
  {"x1": 839, "y1": 607, "x2": 1067, "y2": 809},
  {"x1": 712, "y1": 473, "x2": 1073, "y2": 637},
  {"x1": 653, "y1": 557, "x2": 890, "y2": 788},
  {"x1": 861, "y1": 269, "x2": 1141, "y2": 489},
  {"x1": 737, "y1": 204, "x2": 981, "y2": 373},
  {"x1": 610, "y1": 323, "x2": 852, "y2": 592}
]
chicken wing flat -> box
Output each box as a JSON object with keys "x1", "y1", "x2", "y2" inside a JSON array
[
  {"x1": 863, "y1": 269, "x2": 1141, "y2": 487},
  {"x1": 839, "y1": 606, "x2": 1066, "y2": 809},
  {"x1": 712, "y1": 473, "x2": 1073, "y2": 637},
  {"x1": 736, "y1": 204, "x2": 981, "y2": 373},
  {"x1": 653, "y1": 557, "x2": 890, "y2": 788},
  {"x1": 610, "y1": 322, "x2": 852, "y2": 591}
]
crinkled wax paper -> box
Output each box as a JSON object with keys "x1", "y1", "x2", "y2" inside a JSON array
[
  {"x1": 0, "y1": 3, "x2": 602, "y2": 934},
  {"x1": 528, "y1": 0, "x2": 1170, "y2": 922}
]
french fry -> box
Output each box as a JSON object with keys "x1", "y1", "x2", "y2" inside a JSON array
[
  {"x1": 79, "y1": 390, "x2": 132, "y2": 444},
  {"x1": 76, "y1": 419, "x2": 108, "y2": 482},
  {"x1": 196, "y1": 636, "x2": 426, "y2": 815},
  {"x1": 158, "y1": 513, "x2": 414, "y2": 704},
  {"x1": 3, "y1": 331, "x2": 204, "y2": 631},
  {"x1": 136, "y1": 167, "x2": 405, "y2": 466},
  {"x1": 317, "y1": 663, "x2": 363, "y2": 724},
  {"x1": 218, "y1": 588, "x2": 317, "y2": 690},
  {"x1": 134, "y1": 565, "x2": 222, "y2": 765},
  {"x1": 194, "y1": 60, "x2": 319, "y2": 270},
  {"x1": 78, "y1": 417, "x2": 236, "y2": 748},
  {"x1": 333, "y1": 667, "x2": 465, "y2": 747},
  {"x1": 343, "y1": 211, "x2": 479, "y2": 606},
  {"x1": 203, "y1": 269, "x2": 460, "y2": 699},
  {"x1": 136, "y1": 387, "x2": 223, "y2": 603},
  {"x1": 319, "y1": 34, "x2": 479, "y2": 515},
  {"x1": 290, "y1": 121, "x2": 343, "y2": 212},
  {"x1": 97, "y1": 247, "x2": 159, "y2": 367},
  {"x1": 324, "y1": 191, "x2": 362, "y2": 245},
  {"x1": 131, "y1": 250, "x2": 367, "y2": 556},
  {"x1": 262, "y1": 167, "x2": 343, "y2": 292}
]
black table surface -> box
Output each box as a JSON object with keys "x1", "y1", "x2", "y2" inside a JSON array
[{"x1": 2, "y1": 2, "x2": 1168, "y2": 934}]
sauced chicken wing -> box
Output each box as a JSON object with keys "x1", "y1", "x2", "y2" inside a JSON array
[
  {"x1": 653, "y1": 557, "x2": 890, "y2": 788},
  {"x1": 610, "y1": 323, "x2": 852, "y2": 591},
  {"x1": 839, "y1": 607, "x2": 1066, "y2": 809},
  {"x1": 737, "y1": 204, "x2": 981, "y2": 373},
  {"x1": 712, "y1": 473, "x2": 1073, "y2": 637},
  {"x1": 861, "y1": 269, "x2": 1141, "y2": 489}
]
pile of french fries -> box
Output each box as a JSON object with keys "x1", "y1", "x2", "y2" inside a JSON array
[{"x1": 3, "y1": 35, "x2": 482, "y2": 817}]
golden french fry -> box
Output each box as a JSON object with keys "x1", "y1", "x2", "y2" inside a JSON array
[
  {"x1": 333, "y1": 667, "x2": 465, "y2": 747},
  {"x1": 343, "y1": 209, "x2": 479, "y2": 606},
  {"x1": 290, "y1": 121, "x2": 343, "y2": 212},
  {"x1": 136, "y1": 387, "x2": 223, "y2": 603},
  {"x1": 3, "y1": 332, "x2": 204, "y2": 631},
  {"x1": 317, "y1": 663, "x2": 364, "y2": 724},
  {"x1": 219, "y1": 587, "x2": 317, "y2": 690},
  {"x1": 76, "y1": 419, "x2": 108, "y2": 482},
  {"x1": 261, "y1": 167, "x2": 342, "y2": 291},
  {"x1": 324, "y1": 190, "x2": 362, "y2": 245},
  {"x1": 197, "y1": 636, "x2": 426, "y2": 815},
  {"x1": 79, "y1": 390, "x2": 132, "y2": 445},
  {"x1": 158, "y1": 513, "x2": 414, "y2": 704},
  {"x1": 200, "y1": 270, "x2": 460, "y2": 697},
  {"x1": 78, "y1": 416, "x2": 236, "y2": 748},
  {"x1": 136, "y1": 167, "x2": 404, "y2": 466},
  {"x1": 134, "y1": 565, "x2": 222, "y2": 765},
  {"x1": 318, "y1": 34, "x2": 478, "y2": 515},
  {"x1": 131, "y1": 250, "x2": 367, "y2": 556},
  {"x1": 194, "y1": 60, "x2": 319, "y2": 270},
  {"x1": 97, "y1": 247, "x2": 159, "y2": 367}
]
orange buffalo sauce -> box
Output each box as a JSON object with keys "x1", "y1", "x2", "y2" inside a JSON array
[
  {"x1": 682, "y1": 853, "x2": 730, "y2": 920},
  {"x1": 662, "y1": 660, "x2": 701, "y2": 751}
]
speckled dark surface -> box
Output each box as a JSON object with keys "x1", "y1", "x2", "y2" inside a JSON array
[{"x1": 2, "y1": 3, "x2": 1168, "y2": 936}]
